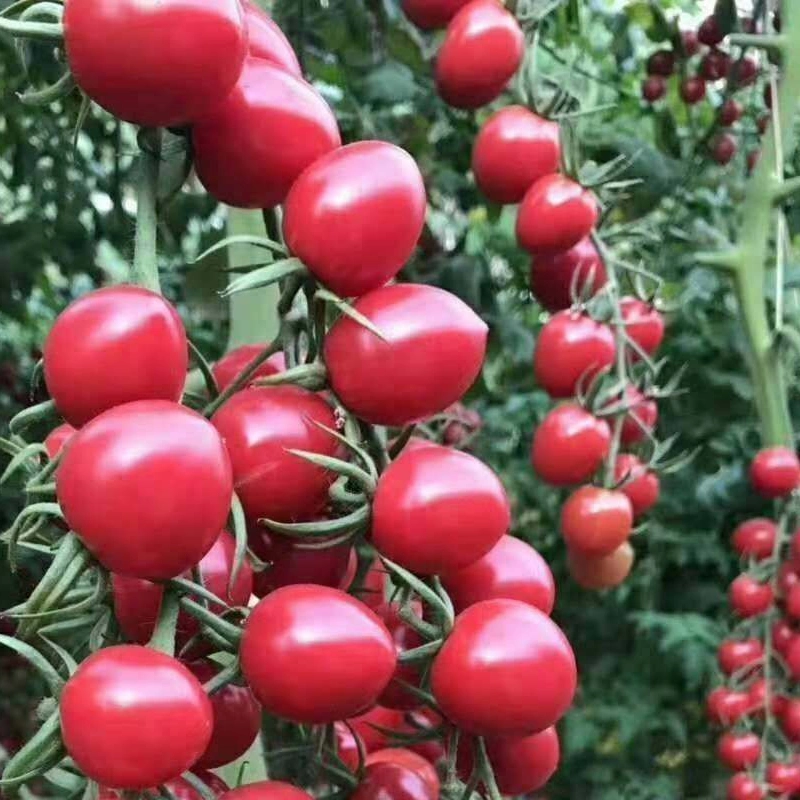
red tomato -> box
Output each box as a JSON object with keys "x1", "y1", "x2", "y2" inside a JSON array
[
  {"x1": 647, "y1": 50, "x2": 675, "y2": 76},
  {"x1": 729, "y1": 575, "x2": 773, "y2": 618},
  {"x1": 112, "y1": 576, "x2": 163, "y2": 645},
  {"x1": 700, "y1": 50, "x2": 732, "y2": 81},
  {"x1": 441, "y1": 535, "x2": 555, "y2": 615},
  {"x1": 402, "y1": 0, "x2": 471, "y2": 29},
  {"x1": 766, "y1": 763, "x2": 800, "y2": 795},
  {"x1": 712, "y1": 134, "x2": 738, "y2": 165},
  {"x1": 442, "y1": 402, "x2": 483, "y2": 447},
  {"x1": 750, "y1": 446, "x2": 800, "y2": 498},
  {"x1": 241, "y1": 1, "x2": 301, "y2": 76},
  {"x1": 718, "y1": 733, "x2": 761, "y2": 771},
  {"x1": 718, "y1": 639, "x2": 763, "y2": 676},
  {"x1": 324, "y1": 284, "x2": 487, "y2": 426},
  {"x1": 568, "y1": 543, "x2": 634, "y2": 590},
  {"x1": 642, "y1": 76, "x2": 666, "y2": 103},
  {"x1": 212, "y1": 345, "x2": 286, "y2": 392},
  {"x1": 193, "y1": 58, "x2": 340, "y2": 209},
  {"x1": 44, "y1": 423, "x2": 76, "y2": 459},
  {"x1": 748, "y1": 678, "x2": 786, "y2": 717},
  {"x1": 532, "y1": 404, "x2": 611, "y2": 487},
  {"x1": 530, "y1": 237, "x2": 607, "y2": 312},
  {"x1": 706, "y1": 687, "x2": 750, "y2": 726},
  {"x1": 561, "y1": 487, "x2": 633, "y2": 557},
  {"x1": 719, "y1": 99, "x2": 744, "y2": 126},
  {"x1": 786, "y1": 584, "x2": 800, "y2": 621},
  {"x1": 732, "y1": 518, "x2": 777, "y2": 560},
  {"x1": 57, "y1": 401, "x2": 232, "y2": 580},
  {"x1": 781, "y1": 698, "x2": 800, "y2": 742},
  {"x1": 218, "y1": 782, "x2": 313, "y2": 800},
  {"x1": 241, "y1": 585, "x2": 396, "y2": 723},
  {"x1": 401, "y1": 709, "x2": 446, "y2": 766},
  {"x1": 517, "y1": 175, "x2": 598, "y2": 254},
  {"x1": 431, "y1": 599, "x2": 576, "y2": 736},
  {"x1": 698, "y1": 16, "x2": 724, "y2": 47},
  {"x1": 618, "y1": 386, "x2": 658, "y2": 445},
  {"x1": 44, "y1": 287, "x2": 188, "y2": 428},
  {"x1": 619, "y1": 297, "x2": 665, "y2": 358},
  {"x1": 348, "y1": 707, "x2": 407, "y2": 752},
  {"x1": 792, "y1": 530, "x2": 800, "y2": 571},
  {"x1": 353, "y1": 559, "x2": 389, "y2": 610},
  {"x1": 727, "y1": 774, "x2": 764, "y2": 800},
  {"x1": 63, "y1": 0, "x2": 246, "y2": 127},
  {"x1": 772, "y1": 619, "x2": 796, "y2": 657},
  {"x1": 681, "y1": 31, "x2": 700, "y2": 56},
  {"x1": 100, "y1": 777, "x2": 221, "y2": 800},
  {"x1": 61, "y1": 646, "x2": 212, "y2": 789},
  {"x1": 366, "y1": 749, "x2": 439, "y2": 796},
  {"x1": 435, "y1": 0, "x2": 524, "y2": 109},
  {"x1": 534, "y1": 311, "x2": 615, "y2": 399},
  {"x1": 376, "y1": 603, "x2": 424, "y2": 710},
  {"x1": 211, "y1": 386, "x2": 339, "y2": 523},
  {"x1": 779, "y1": 563, "x2": 800, "y2": 598},
  {"x1": 680, "y1": 77, "x2": 707, "y2": 104},
  {"x1": 615, "y1": 455, "x2": 659, "y2": 518},
  {"x1": 352, "y1": 763, "x2": 435, "y2": 800},
  {"x1": 472, "y1": 106, "x2": 561, "y2": 205},
  {"x1": 372, "y1": 444, "x2": 510, "y2": 575},
  {"x1": 335, "y1": 722, "x2": 362, "y2": 772},
  {"x1": 729, "y1": 57, "x2": 759, "y2": 88}
]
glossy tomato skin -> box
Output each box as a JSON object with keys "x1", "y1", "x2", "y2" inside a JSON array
[
  {"x1": 366, "y1": 749, "x2": 439, "y2": 796},
  {"x1": 619, "y1": 386, "x2": 658, "y2": 445},
  {"x1": 242, "y1": 1, "x2": 301, "y2": 76},
  {"x1": 61, "y1": 646, "x2": 212, "y2": 789},
  {"x1": 241, "y1": 585, "x2": 396, "y2": 723},
  {"x1": 772, "y1": 619, "x2": 796, "y2": 657},
  {"x1": 372, "y1": 444, "x2": 510, "y2": 575},
  {"x1": 530, "y1": 237, "x2": 607, "y2": 312},
  {"x1": 44, "y1": 287, "x2": 188, "y2": 428},
  {"x1": 698, "y1": 16, "x2": 724, "y2": 47},
  {"x1": 706, "y1": 688, "x2": 750, "y2": 726},
  {"x1": 619, "y1": 297, "x2": 665, "y2": 358},
  {"x1": 750, "y1": 447, "x2": 800, "y2": 498},
  {"x1": 568, "y1": 543, "x2": 634, "y2": 590},
  {"x1": 44, "y1": 423, "x2": 76, "y2": 459},
  {"x1": 218, "y1": 782, "x2": 313, "y2": 800},
  {"x1": 431, "y1": 599, "x2": 576, "y2": 736},
  {"x1": 615, "y1": 454, "x2": 660, "y2": 518},
  {"x1": 781, "y1": 698, "x2": 800, "y2": 742},
  {"x1": 517, "y1": 175, "x2": 598, "y2": 254},
  {"x1": 727, "y1": 773, "x2": 764, "y2": 800},
  {"x1": 680, "y1": 77, "x2": 707, "y2": 104},
  {"x1": 718, "y1": 639, "x2": 764, "y2": 675},
  {"x1": 324, "y1": 284, "x2": 487, "y2": 426},
  {"x1": 376, "y1": 603, "x2": 424, "y2": 710},
  {"x1": 63, "y1": 0, "x2": 246, "y2": 127},
  {"x1": 193, "y1": 58, "x2": 340, "y2": 209},
  {"x1": 718, "y1": 733, "x2": 761, "y2": 771},
  {"x1": 57, "y1": 401, "x2": 232, "y2": 580},
  {"x1": 352, "y1": 763, "x2": 436, "y2": 800},
  {"x1": 212, "y1": 386, "x2": 339, "y2": 523},
  {"x1": 681, "y1": 31, "x2": 700, "y2": 56},
  {"x1": 112, "y1": 576, "x2": 164, "y2": 645},
  {"x1": 284, "y1": 142, "x2": 426, "y2": 298},
  {"x1": 402, "y1": 0, "x2": 471, "y2": 29},
  {"x1": 349, "y1": 706, "x2": 407, "y2": 752},
  {"x1": 532, "y1": 404, "x2": 611, "y2": 486},
  {"x1": 732, "y1": 518, "x2": 777, "y2": 560},
  {"x1": 561, "y1": 486, "x2": 633, "y2": 557},
  {"x1": 212, "y1": 345, "x2": 286, "y2": 392},
  {"x1": 472, "y1": 107, "x2": 560, "y2": 205},
  {"x1": 435, "y1": 0, "x2": 524, "y2": 109},
  {"x1": 766, "y1": 763, "x2": 800, "y2": 795}
]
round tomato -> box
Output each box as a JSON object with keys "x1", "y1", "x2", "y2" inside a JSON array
[
  {"x1": 335, "y1": 722, "x2": 362, "y2": 771},
  {"x1": 372, "y1": 444, "x2": 510, "y2": 575},
  {"x1": 567, "y1": 543, "x2": 634, "y2": 590},
  {"x1": 698, "y1": 16, "x2": 724, "y2": 46},
  {"x1": 212, "y1": 345, "x2": 286, "y2": 392},
  {"x1": 766, "y1": 763, "x2": 800, "y2": 796},
  {"x1": 44, "y1": 287, "x2": 188, "y2": 428},
  {"x1": 718, "y1": 733, "x2": 761, "y2": 771},
  {"x1": 781, "y1": 698, "x2": 800, "y2": 742},
  {"x1": 681, "y1": 30, "x2": 700, "y2": 56},
  {"x1": 352, "y1": 763, "x2": 435, "y2": 800},
  {"x1": 646, "y1": 50, "x2": 675, "y2": 77},
  {"x1": 706, "y1": 687, "x2": 751, "y2": 726},
  {"x1": 348, "y1": 706, "x2": 406, "y2": 752},
  {"x1": 772, "y1": 619, "x2": 796, "y2": 657},
  {"x1": 619, "y1": 298, "x2": 665, "y2": 358},
  {"x1": 366, "y1": 749, "x2": 439, "y2": 796},
  {"x1": 241, "y1": 585, "x2": 396, "y2": 723},
  {"x1": 472, "y1": 106, "x2": 560, "y2": 205},
  {"x1": 727, "y1": 774, "x2": 764, "y2": 800},
  {"x1": 402, "y1": 0, "x2": 471, "y2": 29},
  {"x1": 376, "y1": 603, "x2": 424, "y2": 710},
  {"x1": 680, "y1": 77, "x2": 707, "y2": 104},
  {"x1": 718, "y1": 639, "x2": 764, "y2": 675},
  {"x1": 241, "y1": 1, "x2": 301, "y2": 76},
  {"x1": 618, "y1": 387, "x2": 658, "y2": 445},
  {"x1": 642, "y1": 76, "x2": 666, "y2": 103},
  {"x1": 218, "y1": 782, "x2": 313, "y2": 800},
  {"x1": 732, "y1": 518, "x2": 777, "y2": 560},
  {"x1": 729, "y1": 575, "x2": 773, "y2": 618},
  {"x1": 100, "y1": 777, "x2": 224, "y2": 800},
  {"x1": 792, "y1": 530, "x2": 800, "y2": 571},
  {"x1": 615, "y1": 455, "x2": 660, "y2": 518},
  {"x1": 530, "y1": 237, "x2": 607, "y2": 312},
  {"x1": 324, "y1": 284, "x2": 487, "y2": 426},
  {"x1": 779, "y1": 563, "x2": 800, "y2": 598},
  {"x1": 712, "y1": 134, "x2": 738, "y2": 165},
  {"x1": 719, "y1": 99, "x2": 744, "y2": 126},
  {"x1": 729, "y1": 57, "x2": 758, "y2": 88},
  {"x1": 700, "y1": 50, "x2": 731, "y2": 81},
  {"x1": 431, "y1": 599, "x2": 576, "y2": 736},
  {"x1": 786, "y1": 584, "x2": 800, "y2": 621},
  {"x1": 561, "y1": 486, "x2": 633, "y2": 557},
  {"x1": 748, "y1": 678, "x2": 786, "y2": 717},
  {"x1": 750, "y1": 446, "x2": 800, "y2": 498},
  {"x1": 44, "y1": 423, "x2": 76, "y2": 459},
  {"x1": 57, "y1": 401, "x2": 232, "y2": 580},
  {"x1": 112, "y1": 576, "x2": 164, "y2": 645}
]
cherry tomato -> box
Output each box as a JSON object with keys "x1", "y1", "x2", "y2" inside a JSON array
[
  {"x1": 352, "y1": 763, "x2": 435, "y2": 800},
  {"x1": 324, "y1": 284, "x2": 488, "y2": 426},
  {"x1": 706, "y1": 687, "x2": 750, "y2": 726},
  {"x1": 372, "y1": 444, "x2": 510, "y2": 575},
  {"x1": 212, "y1": 345, "x2": 286, "y2": 392},
  {"x1": 792, "y1": 530, "x2": 800, "y2": 571},
  {"x1": 58, "y1": 401, "x2": 232, "y2": 580},
  {"x1": 619, "y1": 297, "x2": 665, "y2": 358},
  {"x1": 242, "y1": 1, "x2": 301, "y2": 76},
  {"x1": 772, "y1": 619, "x2": 796, "y2": 657},
  {"x1": 766, "y1": 763, "x2": 800, "y2": 795},
  {"x1": 61, "y1": 646, "x2": 212, "y2": 789},
  {"x1": 681, "y1": 30, "x2": 700, "y2": 56},
  {"x1": 218, "y1": 782, "x2": 313, "y2": 800},
  {"x1": 646, "y1": 50, "x2": 675, "y2": 76},
  {"x1": 211, "y1": 386, "x2": 339, "y2": 523},
  {"x1": 698, "y1": 16, "x2": 725, "y2": 47},
  {"x1": 730, "y1": 575, "x2": 773, "y2": 618},
  {"x1": 431, "y1": 599, "x2": 576, "y2": 736},
  {"x1": 719, "y1": 99, "x2": 744, "y2": 126},
  {"x1": 348, "y1": 707, "x2": 407, "y2": 752},
  {"x1": 700, "y1": 50, "x2": 731, "y2": 81},
  {"x1": 472, "y1": 107, "x2": 560, "y2": 205},
  {"x1": 534, "y1": 311, "x2": 615, "y2": 399},
  {"x1": 750, "y1": 446, "x2": 800, "y2": 498},
  {"x1": 642, "y1": 76, "x2": 666, "y2": 103},
  {"x1": 44, "y1": 423, "x2": 76, "y2": 459},
  {"x1": 567, "y1": 543, "x2": 634, "y2": 590},
  {"x1": 241, "y1": 585, "x2": 396, "y2": 723},
  {"x1": 335, "y1": 722, "x2": 363, "y2": 772},
  {"x1": 615, "y1": 455, "x2": 659, "y2": 518},
  {"x1": 530, "y1": 237, "x2": 607, "y2": 312},
  {"x1": 718, "y1": 639, "x2": 764, "y2": 675},
  {"x1": 729, "y1": 57, "x2": 759, "y2": 88},
  {"x1": 400, "y1": 709, "x2": 447, "y2": 766},
  {"x1": 781, "y1": 698, "x2": 800, "y2": 742},
  {"x1": 748, "y1": 678, "x2": 786, "y2": 717},
  {"x1": 779, "y1": 563, "x2": 800, "y2": 598},
  {"x1": 402, "y1": 0, "x2": 471, "y2": 29},
  {"x1": 618, "y1": 386, "x2": 658, "y2": 446},
  {"x1": 561, "y1": 486, "x2": 633, "y2": 557},
  {"x1": 732, "y1": 518, "x2": 777, "y2": 560},
  {"x1": 112, "y1": 576, "x2": 163, "y2": 645},
  {"x1": 786, "y1": 584, "x2": 800, "y2": 621},
  {"x1": 375, "y1": 603, "x2": 424, "y2": 710},
  {"x1": 100, "y1": 777, "x2": 222, "y2": 800},
  {"x1": 680, "y1": 77, "x2": 707, "y2": 104},
  {"x1": 366, "y1": 749, "x2": 439, "y2": 796},
  {"x1": 63, "y1": 0, "x2": 246, "y2": 127},
  {"x1": 718, "y1": 733, "x2": 761, "y2": 771},
  {"x1": 532, "y1": 404, "x2": 611, "y2": 487},
  {"x1": 727, "y1": 773, "x2": 764, "y2": 800},
  {"x1": 44, "y1": 287, "x2": 188, "y2": 428},
  {"x1": 712, "y1": 133, "x2": 738, "y2": 165},
  {"x1": 352, "y1": 559, "x2": 389, "y2": 610}
]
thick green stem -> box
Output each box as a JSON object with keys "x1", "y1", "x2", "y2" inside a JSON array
[{"x1": 132, "y1": 129, "x2": 162, "y2": 293}]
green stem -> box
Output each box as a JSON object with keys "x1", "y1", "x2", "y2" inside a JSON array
[
  {"x1": 132, "y1": 129, "x2": 162, "y2": 293},
  {"x1": 148, "y1": 590, "x2": 179, "y2": 656}
]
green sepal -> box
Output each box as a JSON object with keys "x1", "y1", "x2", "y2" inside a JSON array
[
  {"x1": 258, "y1": 504, "x2": 369, "y2": 539},
  {"x1": 220, "y1": 258, "x2": 306, "y2": 298},
  {"x1": 315, "y1": 288, "x2": 387, "y2": 342}
]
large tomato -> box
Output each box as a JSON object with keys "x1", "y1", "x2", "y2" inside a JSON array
[
  {"x1": 44, "y1": 287, "x2": 188, "y2": 428},
  {"x1": 401, "y1": 0, "x2": 472, "y2": 29},
  {"x1": 324, "y1": 284, "x2": 487, "y2": 426},
  {"x1": 375, "y1": 602, "x2": 424, "y2": 711},
  {"x1": 567, "y1": 543, "x2": 634, "y2": 590},
  {"x1": 530, "y1": 237, "x2": 607, "y2": 312},
  {"x1": 218, "y1": 782, "x2": 313, "y2": 800},
  {"x1": 615, "y1": 454, "x2": 660, "y2": 518},
  {"x1": 44, "y1": 423, "x2": 76, "y2": 459},
  {"x1": 212, "y1": 345, "x2": 286, "y2": 392},
  {"x1": 352, "y1": 763, "x2": 435, "y2": 800},
  {"x1": 57, "y1": 401, "x2": 232, "y2": 580},
  {"x1": 241, "y1": 1, "x2": 302, "y2": 76},
  {"x1": 750, "y1": 446, "x2": 800, "y2": 498},
  {"x1": 561, "y1": 486, "x2": 633, "y2": 557},
  {"x1": 619, "y1": 298, "x2": 665, "y2": 358}
]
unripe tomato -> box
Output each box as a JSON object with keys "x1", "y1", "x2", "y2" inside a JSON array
[
  {"x1": 680, "y1": 77, "x2": 707, "y2": 104},
  {"x1": 729, "y1": 575, "x2": 773, "y2": 618},
  {"x1": 619, "y1": 386, "x2": 658, "y2": 446},
  {"x1": 532, "y1": 405, "x2": 611, "y2": 486},
  {"x1": 772, "y1": 619, "x2": 796, "y2": 657},
  {"x1": 211, "y1": 386, "x2": 339, "y2": 523},
  {"x1": 242, "y1": 1, "x2": 301, "y2": 76},
  {"x1": 472, "y1": 106, "x2": 561, "y2": 205},
  {"x1": 58, "y1": 401, "x2": 232, "y2": 580},
  {"x1": 619, "y1": 297, "x2": 665, "y2": 358},
  {"x1": 781, "y1": 698, "x2": 800, "y2": 742},
  {"x1": 567, "y1": 543, "x2": 634, "y2": 590},
  {"x1": 712, "y1": 134, "x2": 738, "y2": 165},
  {"x1": 534, "y1": 311, "x2": 615, "y2": 399},
  {"x1": 750, "y1": 447, "x2": 800, "y2": 498},
  {"x1": 718, "y1": 639, "x2": 763, "y2": 675},
  {"x1": 561, "y1": 486, "x2": 633, "y2": 557},
  {"x1": 706, "y1": 687, "x2": 750, "y2": 726},
  {"x1": 218, "y1": 782, "x2": 313, "y2": 800},
  {"x1": 700, "y1": 50, "x2": 732, "y2": 81},
  {"x1": 352, "y1": 763, "x2": 436, "y2": 800},
  {"x1": 530, "y1": 237, "x2": 607, "y2": 312},
  {"x1": 376, "y1": 602, "x2": 424, "y2": 710},
  {"x1": 241, "y1": 585, "x2": 396, "y2": 723},
  {"x1": 61, "y1": 646, "x2": 212, "y2": 789},
  {"x1": 642, "y1": 76, "x2": 667, "y2": 103},
  {"x1": 63, "y1": 0, "x2": 247, "y2": 127},
  {"x1": 212, "y1": 345, "x2": 286, "y2": 392},
  {"x1": 193, "y1": 58, "x2": 340, "y2": 209},
  {"x1": 324, "y1": 284, "x2": 487, "y2": 426},
  {"x1": 44, "y1": 423, "x2": 76, "y2": 459},
  {"x1": 698, "y1": 16, "x2": 725, "y2": 47},
  {"x1": 732, "y1": 518, "x2": 777, "y2": 560},
  {"x1": 402, "y1": 0, "x2": 471, "y2": 29},
  {"x1": 719, "y1": 99, "x2": 744, "y2": 126},
  {"x1": 727, "y1": 773, "x2": 764, "y2": 800},
  {"x1": 431, "y1": 599, "x2": 576, "y2": 736},
  {"x1": 441, "y1": 535, "x2": 555, "y2": 615},
  {"x1": 766, "y1": 763, "x2": 800, "y2": 795},
  {"x1": 729, "y1": 57, "x2": 759, "y2": 88},
  {"x1": 647, "y1": 50, "x2": 675, "y2": 77},
  {"x1": 366, "y1": 749, "x2": 439, "y2": 796},
  {"x1": 44, "y1": 287, "x2": 188, "y2": 428},
  {"x1": 348, "y1": 707, "x2": 407, "y2": 752},
  {"x1": 615, "y1": 455, "x2": 659, "y2": 518},
  {"x1": 718, "y1": 733, "x2": 761, "y2": 771},
  {"x1": 372, "y1": 444, "x2": 510, "y2": 575},
  {"x1": 681, "y1": 30, "x2": 700, "y2": 57}
]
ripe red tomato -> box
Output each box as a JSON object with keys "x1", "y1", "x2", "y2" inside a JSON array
[
  {"x1": 719, "y1": 99, "x2": 744, "y2": 126},
  {"x1": 441, "y1": 535, "x2": 555, "y2": 615},
  {"x1": 58, "y1": 401, "x2": 232, "y2": 580},
  {"x1": 700, "y1": 50, "x2": 732, "y2": 81},
  {"x1": 348, "y1": 707, "x2": 407, "y2": 752},
  {"x1": 681, "y1": 30, "x2": 700, "y2": 56},
  {"x1": 335, "y1": 722, "x2": 362, "y2": 771},
  {"x1": 619, "y1": 297, "x2": 665, "y2": 358},
  {"x1": 781, "y1": 698, "x2": 800, "y2": 742},
  {"x1": 211, "y1": 386, "x2": 339, "y2": 523},
  {"x1": 63, "y1": 0, "x2": 246, "y2": 127},
  {"x1": 372, "y1": 444, "x2": 510, "y2": 575},
  {"x1": 100, "y1": 777, "x2": 224, "y2": 800},
  {"x1": 706, "y1": 687, "x2": 750, "y2": 726},
  {"x1": 729, "y1": 57, "x2": 759, "y2": 87},
  {"x1": 615, "y1": 455, "x2": 659, "y2": 517},
  {"x1": 568, "y1": 543, "x2": 634, "y2": 590},
  {"x1": 193, "y1": 58, "x2": 340, "y2": 209},
  {"x1": 472, "y1": 107, "x2": 560, "y2": 205},
  {"x1": 561, "y1": 486, "x2": 633, "y2": 557},
  {"x1": 750, "y1": 446, "x2": 800, "y2": 498},
  {"x1": 431, "y1": 599, "x2": 576, "y2": 736},
  {"x1": 284, "y1": 142, "x2": 426, "y2": 298},
  {"x1": 375, "y1": 603, "x2": 424, "y2": 710},
  {"x1": 712, "y1": 134, "x2": 738, "y2": 165},
  {"x1": 402, "y1": 0, "x2": 471, "y2": 29},
  {"x1": 534, "y1": 311, "x2": 615, "y2": 399},
  {"x1": 530, "y1": 237, "x2": 607, "y2": 312},
  {"x1": 400, "y1": 709, "x2": 446, "y2": 766},
  {"x1": 766, "y1": 763, "x2": 800, "y2": 795},
  {"x1": 729, "y1": 575, "x2": 773, "y2": 618},
  {"x1": 732, "y1": 518, "x2": 777, "y2": 560},
  {"x1": 718, "y1": 733, "x2": 761, "y2": 771},
  {"x1": 618, "y1": 386, "x2": 658, "y2": 445},
  {"x1": 44, "y1": 287, "x2": 188, "y2": 427},
  {"x1": 680, "y1": 77, "x2": 707, "y2": 104},
  {"x1": 241, "y1": 585, "x2": 396, "y2": 723},
  {"x1": 646, "y1": 50, "x2": 675, "y2": 77},
  {"x1": 241, "y1": 1, "x2": 301, "y2": 76},
  {"x1": 212, "y1": 345, "x2": 286, "y2": 392},
  {"x1": 642, "y1": 76, "x2": 666, "y2": 103},
  {"x1": 517, "y1": 175, "x2": 598, "y2": 253},
  {"x1": 324, "y1": 284, "x2": 487, "y2": 426},
  {"x1": 718, "y1": 639, "x2": 764, "y2": 675},
  {"x1": 698, "y1": 16, "x2": 725, "y2": 47},
  {"x1": 353, "y1": 559, "x2": 389, "y2": 610},
  {"x1": 772, "y1": 619, "x2": 796, "y2": 657},
  {"x1": 352, "y1": 763, "x2": 436, "y2": 800},
  {"x1": 779, "y1": 563, "x2": 800, "y2": 598},
  {"x1": 366, "y1": 749, "x2": 439, "y2": 796},
  {"x1": 112, "y1": 576, "x2": 164, "y2": 645},
  {"x1": 792, "y1": 531, "x2": 800, "y2": 571},
  {"x1": 748, "y1": 678, "x2": 786, "y2": 717},
  {"x1": 61, "y1": 646, "x2": 212, "y2": 789},
  {"x1": 44, "y1": 423, "x2": 76, "y2": 459},
  {"x1": 786, "y1": 584, "x2": 800, "y2": 621},
  {"x1": 217, "y1": 782, "x2": 313, "y2": 800},
  {"x1": 727, "y1": 773, "x2": 764, "y2": 800}
]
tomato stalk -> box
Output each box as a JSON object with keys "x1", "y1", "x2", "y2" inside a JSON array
[{"x1": 131, "y1": 128, "x2": 163, "y2": 294}]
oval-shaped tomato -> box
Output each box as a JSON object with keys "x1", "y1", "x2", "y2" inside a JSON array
[
  {"x1": 212, "y1": 386, "x2": 338, "y2": 523},
  {"x1": 352, "y1": 763, "x2": 436, "y2": 800},
  {"x1": 44, "y1": 423, "x2": 76, "y2": 460},
  {"x1": 63, "y1": 0, "x2": 246, "y2": 127},
  {"x1": 112, "y1": 576, "x2": 164, "y2": 646},
  {"x1": 619, "y1": 298, "x2": 665, "y2": 358},
  {"x1": 58, "y1": 401, "x2": 232, "y2": 580},
  {"x1": 61, "y1": 646, "x2": 212, "y2": 789},
  {"x1": 750, "y1": 446, "x2": 800, "y2": 498},
  {"x1": 241, "y1": 585, "x2": 396, "y2": 723},
  {"x1": 402, "y1": 0, "x2": 472, "y2": 29},
  {"x1": 534, "y1": 311, "x2": 615, "y2": 399},
  {"x1": 727, "y1": 773, "x2": 764, "y2": 800},
  {"x1": 193, "y1": 58, "x2": 340, "y2": 209},
  {"x1": 532, "y1": 404, "x2": 611, "y2": 486},
  {"x1": 44, "y1": 287, "x2": 188, "y2": 428},
  {"x1": 218, "y1": 782, "x2": 313, "y2": 800},
  {"x1": 561, "y1": 486, "x2": 633, "y2": 557},
  {"x1": 212, "y1": 344, "x2": 286, "y2": 392},
  {"x1": 530, "y1": 237, "x2": 607, "y2": 312},
  {"x1": 366, "y1": 749, "x2": 439, "y2": 796},
  {"x1": 618, "y1": 386, "x2": 658, "y2": 445},
  {"x1": 242, "y1": 1, "x2": 301, "y2": 76},
  {"x1": 779, "y1": 563, "x2": 800, "y2": 598},
  {"x1": 785, "y1": 584, "x2": 800, "y2": 621},
  {"x1": 732, "y1": 518, "x2": 777, "y2": 560},
  {"x1": 324, "y1": 284, "x2": 487, "y2": 426},
  {"x1": 615, "y1": 454, "x2": 659, "y2": 518},
  {"x1": 680, "y1": 77, "x2": 707, "y2": 104},
  {"x1": 376, "y1": 603, "x2": 424, "y2": 710},
  {"x1": 719, "y1": 99, "x2": 744, "y2": 126},
  {"x1": 706, "y1": 687, "x2": 751, "y2": 726},
  {"x1": 642, "y1": 76, "x2": 667, "y2": 103},
  {"x1": 372, "y1": 444, "x2": 510, "y2": 575},
  {"x1": 567, "y1": 543, "x2": 634, "y2": 590},
  {"x1": 718, "y1": 639, "x2": 763, "y2": 675},
  {"x1": 718, "y1": 733, "x2": 761, "y2": 771},
  {"x1": 284, "y1": 142, "x2": 426, "y2": 298},
  {"x1": 472, "y1": 107, "x2": 560, "y2": 205}
]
